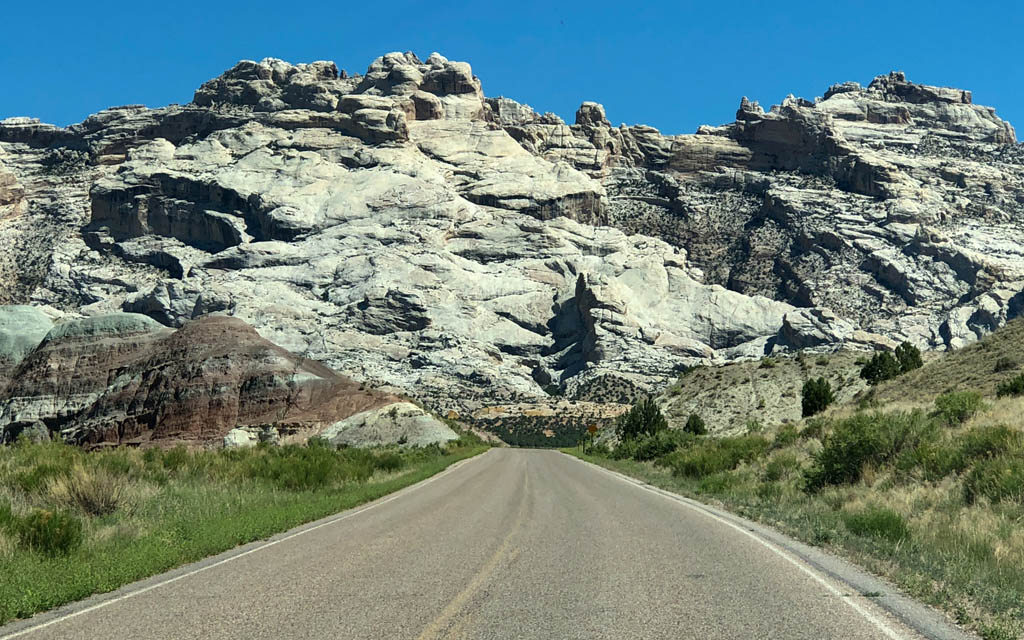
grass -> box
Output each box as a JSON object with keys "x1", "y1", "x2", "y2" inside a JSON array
[
  {"x1": 0, "y1": 436, "x2": 487, "y2": 624},
  {"x1": 564, "y1": 393, "x2": 1024, "y2": 639}
]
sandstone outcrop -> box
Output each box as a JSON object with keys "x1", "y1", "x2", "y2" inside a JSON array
[{"x1": 0, "y1": 53, "x2": 1021, "y2": 434}]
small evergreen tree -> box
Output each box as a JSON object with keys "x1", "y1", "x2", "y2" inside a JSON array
[
  {"x1": 895, "y1": 341, "x2": 923, "y2": 373},
  {"x1": 615, "y1": 397, "x2": 667, "y2": 440},
  {"x1": 859, "y1": 351, "x2": 902, "y2": 386},
  {"x1": 802, "y1": 377, "x2": 835, "y2": 417},
  {"x1": 684, "y1": 413, "x2": 707, "y2": 435}
]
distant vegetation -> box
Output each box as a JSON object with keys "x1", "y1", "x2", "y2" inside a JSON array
[{"x1": 0, "y1": 435, "x2": 487, "y2": 624}]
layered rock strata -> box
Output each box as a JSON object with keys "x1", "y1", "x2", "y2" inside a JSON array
[{"x1": 0, "y1": 54, "x2": 1020, "y2": 423}]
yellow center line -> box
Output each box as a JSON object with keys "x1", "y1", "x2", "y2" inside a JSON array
[{"x1": 416, "y1": 470, "x2": 529, "y2": 640}]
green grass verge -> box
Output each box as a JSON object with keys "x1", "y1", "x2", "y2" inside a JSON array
[
  {"x1": 563, "y1": 403, "x2": 1024, "y2": 640},
  {"x1": 0, "y1": 439, "x2": 487, "y2": 625}
]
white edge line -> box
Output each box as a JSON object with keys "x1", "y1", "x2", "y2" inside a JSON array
[
  {"x1": 565, "y1": 454, "x2": 907, "y2": 640},
  {"x1": 0, "y1": 450, "x2": 491, "y2": 640}
]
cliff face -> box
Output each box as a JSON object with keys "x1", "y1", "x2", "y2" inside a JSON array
[{"x1": 0, "y1": 53, "x2": 1021, "y2": 419}]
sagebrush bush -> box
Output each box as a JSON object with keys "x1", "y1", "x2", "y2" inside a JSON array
[
  {"x1": 933, "y1": 391, "x2": 984, "y2": 426},
  {"x1": 964, "y1": 456, "x2": 1024, "y2": 504},
  {"x1": 773, "y1": 424, "x2": 799, "y2": 449},
  {"x1": 662, "y1": 435, "x2": 769, "y2": 478},
  {"x1": 18, "y1": 509, "x2": 84, "y2": 556},
  {"x1": 993, "y1": 356, "x2": 1017, "y2": 373},
  {"x1": 49, "y1": 464, "x2": 127, "y2": 516},
  {"x1": 842, "y1": 506, "x2": 910, "y2": 542},
  {"x1": 699, "y1": 472, "x2": 740, "y2": 493},
  {"x1": 13, "y1": 463, "x2": 69, "y2": 494},
  {"x1": 161, "y1": 446, "x2": 192, "y2": 472},
  {"x1": 902, "y1": 424, "x2": 1024, "y2": 480},
  {"x1": 373, "y1": 452, "x2": 405, "y2": 473},
  {"x1": 763, "y1": 453, "x2": 800, "y2": 482},
  {"x1": 958, "y1": 424, "x2": 1024, "y2": 460},
  {"x1": 612, "y1": 429, "x2": 691, "y2": 461},
  {"x1": 804, "y1": 411, "x2": 938, "y2": 491},
  {"x1": 996, "y1": 373, "x2": 1024, "y2": 398}
]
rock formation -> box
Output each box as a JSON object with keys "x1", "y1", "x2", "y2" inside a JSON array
[
  {"x1": 0, "y1": 53, "x2": 1021, "y2": 433},
  {"x1": 0, "y1": 311, "x2": 453, "y2": 447}
]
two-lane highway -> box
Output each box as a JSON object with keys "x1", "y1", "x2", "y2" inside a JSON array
[{"x1": 1, "y1": 449, "x2": 969, "y2": 639}]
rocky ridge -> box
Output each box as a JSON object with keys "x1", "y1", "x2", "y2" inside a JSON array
[{"x1": 1, "y1": 54, "x2": 1021, "y2": 433}]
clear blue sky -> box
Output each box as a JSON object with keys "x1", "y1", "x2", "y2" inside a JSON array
[{"x1": 2, "y1": 0, "x2": 1021, "y2": 137}]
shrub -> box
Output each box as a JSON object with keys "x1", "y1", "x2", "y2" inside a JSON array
[
  {"x1": 860, "y1": 351, "x2": 902, "y2": 386},
  {"x1": 664, "y1": 435, "x2": 769, "y2": 478},
  {"x1": 773, "y1": 424, "x2": 799, "y2": 449},
  {"x1": 759, "y1": 358, "x2": 777, "y2": 369},
  {"x1": 373, "y1": 452, "x2": 405, "y2": 473},
  {"x1": 18, "y1": 509, "x2": 84, "y2": 556},
  {"x1": 306, "y1": 436, "x2": 332, "y2": 449},
  {"x1": 699, "y1": 472, "x2": 740, "y2": 494},
  {"x1": 904, "y1": 425, "x2": 1024, "y2": 480},
  {"x1": 895, "y1": 341, "x2": 923, "y2": 373},
  {"x1": 801, "y1": 377, "x2": 835, "y2": 417},
  {"x1": 612, "y1": 430, "x2": 690, "y2": 461},
  {"x1": 816, "y1": 356, "x2": 830, "y2": 366},
  {"x1": 683, "y1": 413, "x2": 707, "y2": 436},
  {"x1": 763, "y1": 453, "x2": 800, "y2": 482},
  {"x1": 242, "y1": 446, "x2": 343, "y2": 490},
  {"x1": 161, "y1": 446, "x2": 192, "y2": 472},
  {"x1": 13, "y1": 463, "x2": 69, "y2": 494},
  {"x1": 615, "y1": 397, "x2": 668, "y2": 440},
  {"x1": 933, "y1": 391, "x2": 984, "y2": 426},
  {"x1": 993, "y1": 356, "x2": 1017, "y2": 373},
  {"x1": 843, "y1": 506, "x2": 910, "y2": 542},
  {"x1": 0, "y1": 503, "x2": 16, "y2": 533},
  {"x1": 996, "y1": 373, "x2": 1024, "y2": 398},
  {"x1": 964, "y1": 456, "x2": 1024, "y2": 504},
  {"x1": 804, "y1": 411, "x2": 938, "y2": 491},
  {"x1": 799, "y1": 418, "x2": 828, "y2": 441},
  {"x1": 958, "y1": 424, "x2": 1024, "y2": 460},
  {"x1": 50, "y1": 465, "x2": 127, "y2": 516}
]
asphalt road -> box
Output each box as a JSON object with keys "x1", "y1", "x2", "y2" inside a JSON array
[{"x1": 1, "y1": 449, "x2": 970, "y2": 640}]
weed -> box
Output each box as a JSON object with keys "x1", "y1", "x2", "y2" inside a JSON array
[
  {"x1": 843, "y1": 506, "x2": 910, "y2": 542},
  {"x1": 964, "y1": 456, "x2": 1024, "y2": 504},
  {"x1": 17, "y1": 510, "x2": 83, "y2": 556}
]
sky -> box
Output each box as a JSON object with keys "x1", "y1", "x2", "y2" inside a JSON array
[{"x1": 1, "y1": 0, "x2": 1022, "y2": 136}]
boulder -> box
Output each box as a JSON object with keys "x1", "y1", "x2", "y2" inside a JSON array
[{"x1": 321, "y1": 402, "x2": 458, "y2": 448}]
